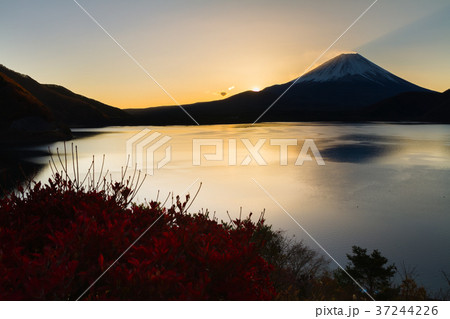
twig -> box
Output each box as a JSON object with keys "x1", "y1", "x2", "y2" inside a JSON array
[{"x1": 183, "y1": 182, "x2": 202, "y2": 213}]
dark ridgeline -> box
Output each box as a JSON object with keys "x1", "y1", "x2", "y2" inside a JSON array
[
  {"x1": 364, "y1": 89, "x2": 450, "y2": 122},
  {"x1": 126, "y1": 53, "x2": 449, "y2": 124},
  {"x1": 1, "y1": 53, "x2": 449, "y2": 137},
  {"x1": 0, "y1": 69, "x2": 66, "y2": 143},
  {"x1": 0, "y1": 64, "x2": 130, "y2": 133},
  {"x1": 0, "y1": 65, "x2": 130, "y2": 190}
]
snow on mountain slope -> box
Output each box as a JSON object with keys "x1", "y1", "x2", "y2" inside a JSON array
[{"x1": 297, "y1": 53, "x2": 403, "y2": 84}]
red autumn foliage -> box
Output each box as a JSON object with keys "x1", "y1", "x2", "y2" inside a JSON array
[{"x1": 0, "y1": 174, "x2": 275, "y2": 300}]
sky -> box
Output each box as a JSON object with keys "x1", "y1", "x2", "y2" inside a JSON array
[{"x1": 1, "y1": 0, "x2": 449, "y2": 108}]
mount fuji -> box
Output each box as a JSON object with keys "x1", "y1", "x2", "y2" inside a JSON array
[
  {"x1": 1, "y1": 52, "x2": 447, "y2": 141},
  {"x1": 127, "y1": 53, "x2": 445, "y2": 124},
  {"x1": 268, "y1": 52, "x2": 431, "y2": 112},
  {"x1": 296, "y1": 52, "x2": 407, "y2": 84},
  {"x1": 129, "y1": 53, "x2": 435, "y2": 124}
]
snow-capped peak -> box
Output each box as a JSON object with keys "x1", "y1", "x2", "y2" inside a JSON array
[{"x1": 296, "y1": 53, "x2": 402, "y2": 84}]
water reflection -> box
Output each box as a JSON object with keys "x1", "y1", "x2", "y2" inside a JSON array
[
  {"x1": 6, "y1": 123, "x2": 450, "y2": 292},
  {"x1": 321, "y1": 143, "x2": 394, "y2": 163},
  {"x1": 0, "y1": 148, "x2": 47, "y2": 195}
]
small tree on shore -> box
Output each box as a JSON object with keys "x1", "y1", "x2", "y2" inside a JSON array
[{"x1": 335, "y1": 246, "x2": 397, "y2": 300}]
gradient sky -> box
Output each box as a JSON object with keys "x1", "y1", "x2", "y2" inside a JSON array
[{"x1": 1, "y1": 0, "x2": 449, "y2": 108}]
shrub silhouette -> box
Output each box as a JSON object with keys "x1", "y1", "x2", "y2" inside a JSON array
[
  {"x1": 0, "y1": 174, "x2": 275, "y2": 300},
  {"x1": 0, "y1": 148, "x2": 439, "y2": 301},
  {"x1": 253, "y1": 224, "x2": 329, "y2": 300}
]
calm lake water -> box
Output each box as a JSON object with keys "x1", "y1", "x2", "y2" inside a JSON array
[{"x1": 20, "y1": 123, "x2": 450, "y2": 292}]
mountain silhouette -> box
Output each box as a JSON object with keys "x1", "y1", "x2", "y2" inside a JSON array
[
  {"x1": 0, "y1": 71, "x2": 53, "y2": 125},
  {"x1": 0, "y1": 70, "x2": 71, "y2": 143},
  {"x1": 127, "y1": 53, "x2": 434, "y2": 124},
  {"x1": 0, "y1": 64, "x2": 129, "y2": 128},
  {"x1": 282, "y1": 53, "x2": 429, "y2": 109},
  {"x1": 2, "y1": 53, "x2": 449, "y2": 133},
  {"x1": 362, "y1": 89, "x2": 450, "y2": 122}
]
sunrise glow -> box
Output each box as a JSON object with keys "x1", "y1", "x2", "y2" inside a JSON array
[{"x1": 1, "y1": 1, "x2": 448, "y2": 108}]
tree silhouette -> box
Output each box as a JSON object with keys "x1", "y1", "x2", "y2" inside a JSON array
[{"x1": 335, "y1": 246, "x2": 397, "y2": 300}]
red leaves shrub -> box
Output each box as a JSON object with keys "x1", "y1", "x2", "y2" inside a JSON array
[{"x1": 0, "y1": 175, "x2": 275, "y2": 300}]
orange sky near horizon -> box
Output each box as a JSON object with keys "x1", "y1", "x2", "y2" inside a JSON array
[{"x1": 1, "y1": 0, "x2": 449, "y2": 109}]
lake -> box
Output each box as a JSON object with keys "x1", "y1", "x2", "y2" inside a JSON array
[{"x1": 15, "y1": 123, "x2": 450, "y2": 293}]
